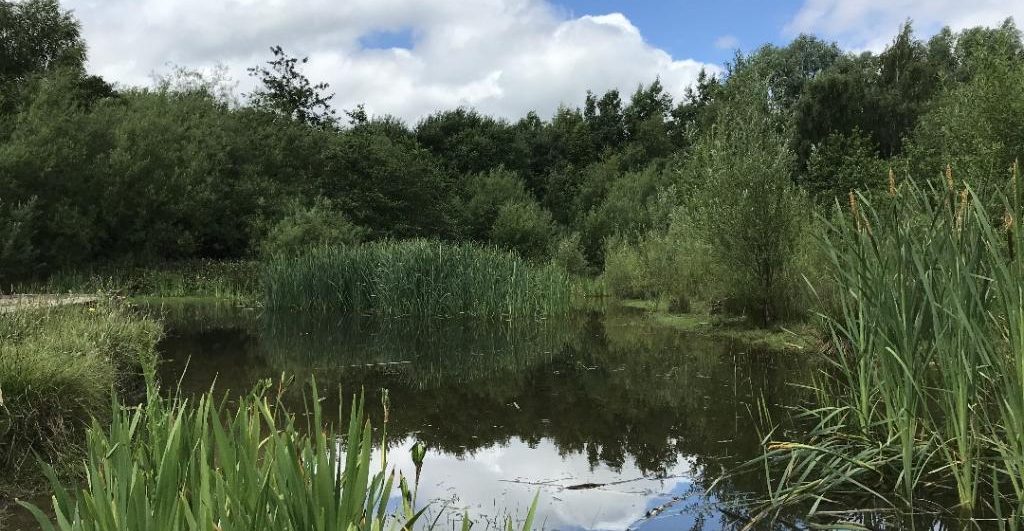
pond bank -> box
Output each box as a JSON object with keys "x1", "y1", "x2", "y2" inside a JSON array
[
  {"x1": 0, "y1": 294, "x2": 99, "y2": 313},
  {"x1": 612, "y1": 299, "x2": 820, "y2": 353}
]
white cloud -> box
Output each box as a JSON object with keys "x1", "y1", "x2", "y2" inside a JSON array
[
  {"x1": 788, "y1": 0, "x2": 1024, "y2": 51},
  {"x1": 64, "y1": 0, "x2": 721, "y2": 123},
  {"x1": 714, "y1": 34, "x2": 740, "y2": 50}
]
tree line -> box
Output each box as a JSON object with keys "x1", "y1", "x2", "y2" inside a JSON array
[{"x1": 2, "y1": 0, "x2": 1023, "y2": 323}]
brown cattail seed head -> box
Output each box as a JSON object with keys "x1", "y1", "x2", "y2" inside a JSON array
[
  {"x1": 946, "y1": 164, "x2": 955, "y2": 193},
  {"x1": 888, "y1": 167, "x2": 897, "y2": 196},
  {"x1": 849, "y1": 191, "x2": 861, "y2": 232},
  {"x1": 956, "y1": 187, "x2": 969, "y2": 234}
]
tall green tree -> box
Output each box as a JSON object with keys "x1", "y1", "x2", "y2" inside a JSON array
[
  {"x1": 247, "y1": 46, "x2": 337, "y2": 127},
  {"x1": 0, "y1": 0, "x2": 84, "y2": 89},
  {"x1": 687, "y1": 71, "x2": 810, "y2": 324}
]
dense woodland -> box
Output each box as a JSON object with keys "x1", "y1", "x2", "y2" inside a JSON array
[{"x1": 3, "y1": 0, "x2": 1024, "y2": 323}]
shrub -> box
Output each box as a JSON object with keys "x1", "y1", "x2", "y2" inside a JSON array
[
  {"x1": 685, "y1": 74, "x2": 811, "y2": 325},
  {"x1": 489, "y1": 200, "x2": 555, "y2": 260},
  {"x1": 600, "y1": 236, "x2": 645, "y2": 299},
  {"x1": 551, "y1": 232, "x2": 589, "y2": 275},
  {"x1": 262, "y1": 198, "x2": 367, "y2": 257},
  {"x1": 599, "y1": 214, "x2": 712, "y2": 310},
  {"x1": 460, "y1": 167, "x2": 534, "y2": 241}
]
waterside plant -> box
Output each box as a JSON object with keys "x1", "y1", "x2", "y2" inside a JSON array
[{"x1": 746, "y1": 168, "x2": 1024, "y2": 528}]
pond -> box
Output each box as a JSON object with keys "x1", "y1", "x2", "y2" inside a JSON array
[{"x1": 141, "y1": 301, "x2": 815, "y2": 530}]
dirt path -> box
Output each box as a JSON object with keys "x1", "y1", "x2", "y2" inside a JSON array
[{"x1": 0, "y1": 294, "x2": 100, "y2": 313}]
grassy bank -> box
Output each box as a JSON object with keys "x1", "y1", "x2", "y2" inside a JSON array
[
  {"x1": 614, "y1": 299, "x2": 819, "y2": 353},
  {"x1": 0, "y1": 303, "x2": 161, "y2": 495},
  {"x1": 16, "y1": 260, "x2": 261, "y2": 302},
  {"x1": 265, "y1": 239, "x2": 573, "y2": 318}
]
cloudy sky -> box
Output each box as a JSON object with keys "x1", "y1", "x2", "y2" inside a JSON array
[{"x1": 63, "y1": 0, "x2": 1024, "y2": 122}]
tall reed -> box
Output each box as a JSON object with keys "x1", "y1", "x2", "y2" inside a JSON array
[
  {"x1": 264, "y1": 239, "x2": 572, "y2": 318},
  {"x1": 747, "y1": 170, "x2": 1024, "y2": 527}
]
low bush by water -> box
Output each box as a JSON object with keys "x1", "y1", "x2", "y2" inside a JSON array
[
  {"x1": 0, "y1": 303, "x2": 161, "y2": 494},
  {"x1": 264, "y1": 239, "x2": 573, "y2": 318}
]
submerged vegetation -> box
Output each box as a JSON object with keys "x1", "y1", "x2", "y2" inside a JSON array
[
  {"x1": 264, "y1": 239, "x2": 573, "y2": 318},
  {"x1": 0, "y1": 303, "x2": 161, "y2": 494}
]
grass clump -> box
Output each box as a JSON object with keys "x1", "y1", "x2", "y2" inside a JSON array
[
  {"x1": 0, "y1": 303, "x2": 161, "y2": 494},
  {"x1": 21, "y1": 380, "x2": 539, "y2": 531},
  {"x1": 264, "y1": 239, "x2": 572, "y2": 318},
  {"x1": 744, "y1": 169, "x2": 1024, "y2": 526}
]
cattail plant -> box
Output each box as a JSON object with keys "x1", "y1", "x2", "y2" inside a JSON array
[{"x1": 740, "y1": 169, "x2": 1024, "y2": 527}]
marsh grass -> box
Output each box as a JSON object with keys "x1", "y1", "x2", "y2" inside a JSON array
[
  {"x1": 264, "y1": 239, "x2": 572, "y2": 318},
  {"x1": 0, "y1": 303, "x2": 161, "y2": 495},
  {"x1": 23, "y1": 260, "x2": 261, "y2": 301},
  {"x1": 741, "y1": 170, "x2": 1024, "y2": 528}
]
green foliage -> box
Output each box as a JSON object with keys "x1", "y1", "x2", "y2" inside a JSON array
[
  {"x1": 489, "y1": 200, "x2": 555, "y2": 261},
  {"x1": 600, "y1": 236, "x2": 645, "y2": 299},
  {"x1": 905, "y1": 27, "x2": 1024, "y2": 197},
  {"x1": 0, "y1": 303, "x2": 161, "y2": 494},
  {"x1": 577, "y1": 162, "x2": 672, "y2": 265},
  {"x1": 247, "y1": 45, "x2": 337, "y2": 127},
  {"x1": 415, "y1": 108, "x2": 526, "y2": 178},
  {"x1": 803, "y1": 128, "x2": 888, "y2": 202},
  {"x1": 685, "y1": 73, "x2": 811, "y2": 324},
  {"x1": 264, "y1": 239, "x2": 572, "y2": 318},
  {"x1": 600, "y1": 215, "x2": 710, "y2": 309},
  {"x1": 321, "y1": 124, "x2": 456, "y2": 239},
  {"x1": 31, "y1": 260, "x2": 261, "y2": 301},
  {"x1": 262, "y1": 198, "x2": 367, "y2": 257},
  {"x1": 22, "y1": 380, "x2": 425, "y2": 531},
  {"x1": 459, "y1": 167, "x2": 534, "y2": 241},
  {"x1": 550, "y1": 232, "x2": 588, "y2": 276},
  {"x1": 0, "y1": 196, "x2": 37, "y2": 287},
  {"x1": 0, "y1": 0, "x2": 87, "y2": 115},
  {"x1": 749, "y1": 175, "x2": 1024, "y2": 524}
]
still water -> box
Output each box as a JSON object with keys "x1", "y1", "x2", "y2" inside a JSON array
[{"x1": 146, "y1": 301, "x2": 814, "y2": 530}]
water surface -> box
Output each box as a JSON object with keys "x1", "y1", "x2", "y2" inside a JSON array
[{"x1": 147, "y1": 301, "x2": 814, "y2": 530}]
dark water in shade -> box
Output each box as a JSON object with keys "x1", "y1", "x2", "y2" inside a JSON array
[{"x1": 140, "y1": 301, "x2": 817, "y2": 530}]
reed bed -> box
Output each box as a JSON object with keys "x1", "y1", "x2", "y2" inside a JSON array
[
  {"x1": 746, "y1": 169, "x2": 1024, "y2": 528},
  {"x1": 264, "y1": 239, "x2": 572, "y2": 318}
]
